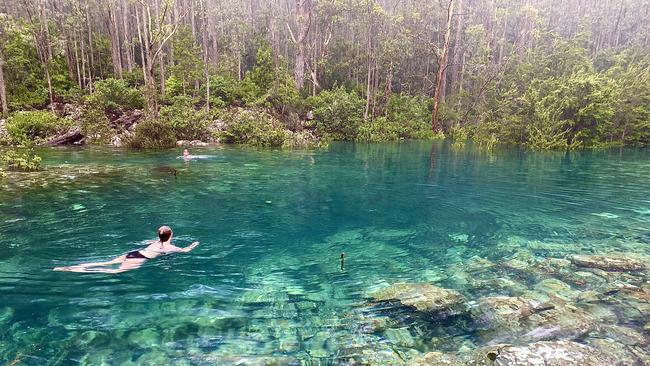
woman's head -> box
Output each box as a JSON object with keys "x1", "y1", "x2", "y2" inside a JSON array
[
  {"x1": 158, "y1": 226, "x2": 173, "y2": 242},
  {"x1": 183, "y1": 149, "x2": 190, "y2": 157}
]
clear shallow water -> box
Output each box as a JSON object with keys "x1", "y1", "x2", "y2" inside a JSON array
[{"x1": 0, "y1": 142, "x2": 648, "y2": 365}]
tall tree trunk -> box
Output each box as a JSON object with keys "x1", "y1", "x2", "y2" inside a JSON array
[
  {"x1": 135, "y1": 7, "x2": 147, "y2": 85},
  {"x1": 122, "y1": 0, "x2": 133, "y2": 72},
  {"x1": 36, "y1": 0, "x2": 54, "y2": 110},
  {"x1": 364, "y1": 26, "x2": 373, "y2": 120},
  {"x1": 74, "y1": 33, "x2": 82, "y2": 88},
  {"x1": 200, "y1": 0, "x2": 210, "y2": 111},
  {"x1": 288, "y1": 0, "x2": 310, "y2": 90},
  {"x1": 610, "y1": 0, "x2": 625, "y2": 48},
  {"x1": 140, "y1": 5, "x2": 158, "y2": 115},
  {"x1": 432, "y1": 0, "x2": 455, "y2": 133},
  {"x1": 0, "y1": 46, "x2": 7, "y2": 116},
  {"x1": 86, "y1": 2, "x2": 95, "y2": 91},
  {"x1": 450, "y1": 0, "x2": 463, "y2": 95},
  {"x1": 108, "y1": 4, "x2": 123, "y2": 78}
]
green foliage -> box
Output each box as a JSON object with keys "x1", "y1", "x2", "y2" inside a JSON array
[
  {"x1": 79, "y1": 103, "x2": 112, "y2": 144},
  {"x1": 124, "y1": 119, "x2": 177, "y2": 150},
  {"x1": 199, "y1": 75, "x2": 242, "y2": 108},
  {"x1": 87, "y1": 78, "x2": 144, "y2": 112},
  {"x1": 160, "y1": 97, "x2": 210, "y2": 141},
  {"x1": 385, "y1": 95, "x2": 437, "y2": 140},
  {"x1": 218, "y1": 109, "x2": 288, "y2": 147},
  {"x1": 6, "y1": 111, "x2": 70, "y2": 145},
  {"x1": 282, "y1": 130, "x2": 325, "y2": 149},
  {"x1": 307, "y1": 87, "x2": 365, "y2": 140},
  {"x1": 248, "y1": 42, "x2": 275, "y2": 93},
  {"x1": 1, "y1": 149, "x2": 42, "y2": 171},
  {"x1": 168, "y1": 27, "x2": 204, "y2": 96},
  {"x1": 356, "y1": 117, "x2": 401, "y2": 142},
  {"x1": 2, "y1": 20, "x2": 49, "y2": 110}
]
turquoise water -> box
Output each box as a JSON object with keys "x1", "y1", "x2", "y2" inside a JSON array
[{"x1": 0, "y1": 142, "x2": 648, "y2": 365}]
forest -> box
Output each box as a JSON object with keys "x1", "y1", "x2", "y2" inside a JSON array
[{"x1": 0, "y1": 0, "x2": 649, "y2": 165}]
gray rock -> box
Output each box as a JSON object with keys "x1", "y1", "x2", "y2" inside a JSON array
[
  {"x1": 110, "y1": 135, "x2": 122, "y2": 147},
  {"x1": 472, "y1": 296, "x2": 596, "y2": 343},
  {"x1": 371, "y1": 283, "x2": 465, "y2": 315},
  {"x1": 586, "y1": 337, "x2": 650, "y2": 366},
  {"x1": 409, "y1": 351, "x2": 464, "y2": 366},
  {"x1": 177, "y1": 140, "x2": 209, "y2": 147},
  {"x1": 570, "y1": 255, "x2": 646, "y2": 272},
  {"x1": 468, "y1": 341, "x2": 618, "y2": 366}
]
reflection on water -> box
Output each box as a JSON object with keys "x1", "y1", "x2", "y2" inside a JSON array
[{"x1": 0, "y1": 142, "x2": 648, "y2": 365}]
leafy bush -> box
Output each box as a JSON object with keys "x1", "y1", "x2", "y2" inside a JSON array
[
  {"x1": 218, "y1": 109, "x2": 288, "y2": 147},
  {"x1": 199, "y1": 75, "x2": 242, "y2": 108},
  {"x1": 124, "y1": 119, "x2": 177, "y2": 150},
  {"x1": 79, "y1": 103, "x2": 112, "y2": 144},
  {"x1": 1, "y1": 149, "x2": 42, "y2": 171},
  {"x1": 160, "y1": 96, "x2": 210, "y2": 141},
  {"x1": 87, "y1": 78, "x2": 144, "y2": 111},
  {"x1": 306, "y1": 87, "x2": 365, "y2": 140},
  {"x1": 6, "y1": 111, "x2": 70, "y2": 145},
  {"x1": 282, "y1": 130, "x2": 325, "y2": 149},
  {"x1": 356, "y1": 117, "x2": 401, "y2": 142}
]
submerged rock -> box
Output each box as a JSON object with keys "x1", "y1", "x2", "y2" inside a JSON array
[
  {"x1": 409, "y1": 351, "x2": 464, "y2": 366},
  {"x1": 177, "y1": 140, "x2": 210, "y2": 147},
  {"x1": 570, "y1": 255, "x2": 646, "y2": 272},
  {"x1": 472, "y1": 297, "x2": 543, "y2": 329},
  {"x1": 586, "y1": 337, "x2": 650, "y2": 366},
  {"x1": 371, "y1": 283, "x2": 465, "y2": 315},
  {"x1": 468, "y1": 341, "x2": 617, "y2": 366},
  {"x1": 472, "y1": 296, "x2": 596, "y2": 343}
]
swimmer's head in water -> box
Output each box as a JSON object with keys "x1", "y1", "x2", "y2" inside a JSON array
[
  {"x1": 183, "y1": 149, "x2": 190, "y2": 157},
  {"x1": 158, "y1": 226, "x2": 172, "y2": 242}
]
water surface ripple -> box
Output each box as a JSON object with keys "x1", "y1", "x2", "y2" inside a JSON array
[{"x1": 0, "y1": 142, "x2": 648, "y2": 364}]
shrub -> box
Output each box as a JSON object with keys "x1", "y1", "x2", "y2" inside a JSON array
[
  {"x1": 356, "y1": 117, "x2": 401, "y2": 142},
  {"x1": 124, "y1": 119, "x2": 177, "y2": 150},
  {"x1": 199, "y1": 75, "x2": 241, "y2": 108},
  {"x1": 79, "y1": 103, "x2": 112, "y2": 144},
  {"x1": 1, "y1": 149, "x2": 42, "y2": 171},
  {"x1": 160, "y1": 96, "x2": 210, "y2": 141},
  {"x1": 306, "y1": 87, "x2": 365, "y2": 140},
  {"x1": 218, "y1": 109, "x2": 288, "y2": 147},
  {"x1": 282, "y1": 130, "x2": 325, "y2": 149},
  {"x1": 87, "y1": 78, "x2": 144, "y2": 112},
  {"x1": 6, "y1": 111, "x2": 70, "y2": 145}
]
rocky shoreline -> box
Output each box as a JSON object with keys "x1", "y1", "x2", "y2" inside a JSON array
[{"x1": 339, "y1": 251, "x2": 649, "y2": 365}]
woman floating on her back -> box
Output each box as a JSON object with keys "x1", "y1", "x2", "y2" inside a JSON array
[{"x1": 53, "y1": 226, "x2": 199, "y2": 274}]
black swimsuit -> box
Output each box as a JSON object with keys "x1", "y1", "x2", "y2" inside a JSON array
[{"x1": 126, "y1": 250, "x2": 150, "y2": 259}]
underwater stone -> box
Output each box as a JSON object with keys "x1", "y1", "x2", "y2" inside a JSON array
[
  {"x1": 0, "y1": 307, "x2": 15, "y2": 327},
  {"x1": 586, "y1": 337, "x2": 650, "y2": 366},
  {"x1": 533, "y1": 278, "x2": 578, "y2": 301},
  {"x1": 383, "y1": 327, "x2": 416, "y2": 348},
  {"x1": 599, "y1": 325, "x2": 648, "y2": 347},
  {"x1": 127, "y1": 328, "x2": 162, "y2": 348},
  {"x1": 409, "y1": 351, "x2": 464, "y2": 366},
  {"x1": 473, "y1": 296, "x2": 596, "y2": 343},
  {"x1": 80, "y1": 349, "x2": 114, "y2": 366},
  {"x1": 468, "y1": 341, "x2": 617, "y2": 366},
  {"x1": 371, "y1": 283, "x2": 465, "y2": 314},
  {"x1": 570, "y1": 255, "x2": 646, "y2": 272},
  {"x1": 472, "y1": 297, "x2": 539, "y2": 329}
]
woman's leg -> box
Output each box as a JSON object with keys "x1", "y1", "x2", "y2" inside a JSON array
[{"x1": 53, "y1": 255, "x2": 127, "y2": 271}]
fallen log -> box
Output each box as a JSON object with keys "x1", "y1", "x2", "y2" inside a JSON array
[{"x1": 40, "y1": 127, "x2": 84, "y2": 146}]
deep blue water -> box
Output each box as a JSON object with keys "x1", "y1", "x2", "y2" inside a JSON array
[{"x1": 0, "y1": 141, "x2": 648, "y2": 365}]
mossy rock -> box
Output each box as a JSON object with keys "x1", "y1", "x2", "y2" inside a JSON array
[{"x1": 371, "y1": 283, "x2": 465, "y2": 314}]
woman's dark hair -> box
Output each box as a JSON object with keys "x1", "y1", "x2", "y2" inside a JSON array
[{"x1": 158, "y1": 226, "x2": 172, "y2": 242}]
